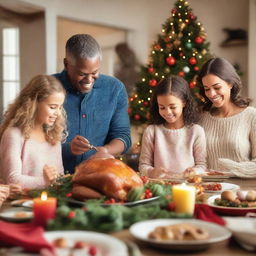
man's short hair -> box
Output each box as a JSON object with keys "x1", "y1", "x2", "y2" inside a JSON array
[{"x1": 65, "y1": 34, "x2": 102, "y2": 60}]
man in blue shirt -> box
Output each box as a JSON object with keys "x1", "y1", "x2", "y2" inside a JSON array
[{"x1": 54, "y1": 34, "x2": 131, "y2": 173}]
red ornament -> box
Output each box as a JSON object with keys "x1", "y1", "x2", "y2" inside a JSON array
[
  {"x1": 178, "y1": 71, "x2": 185, "y2": 77},
  {"x1": 189, "y1": 81, "x2": 197, "y2": 88},
  {"x1": 164, "y1": 37, "x2": 170, "y2": 42},
  {"x1": 166, "y1": 43, "x2": 172, "y2": 49},
  {"x1": 149, "y1": 79, "x2": 157, "y2": 87},
  {"x1": 143, "y1": 101, "x2": 149, "y2": 106},
  {"x1": 194, "y1": 66, "x2": 200, "y2": 71},
  {"x1": 188, "y1": 13, "x2": 196, "y2": 20},
  {"x1": 134, "y1": 114, "x2": 141, "y2": 121},
  {"x1": 148, "y1": 67, "x2": 155, "y2": 73},
  {"x1": 189, "y1": 57, "x2": 197, "y2": 65},
  {"x1": 195, "y1": 36, "x2": 204, "y2": 44},
  {"x1": 166, "y1": 56, "x2": 176, "y2": 66},
  {"x1": 128, "y1": 108, "x2": 132, "y2": 114},
  {"x1": 154, "y1": 44, "x2": 161, "y2": 51},
  {"x1": 171, "y1": 8, "x2": 177, "y2": 14},
  {"x1": 179, "y1": 52, "x2": 184, "y2": 57}
]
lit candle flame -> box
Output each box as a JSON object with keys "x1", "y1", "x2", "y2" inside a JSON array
[{"x1": 41, "y1": 191, "x2": 48, "y2": 201}]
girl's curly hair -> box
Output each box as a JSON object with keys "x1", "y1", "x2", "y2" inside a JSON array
[
  {"x1": 197, "y1": 57, "x2": 251, "y2": 111},
  {"x1": 149, "y1": 75, "x2": 199, "y2": 126},
  {"x1": 0, "y1": 75, "x2": 67, "y2": 145}
]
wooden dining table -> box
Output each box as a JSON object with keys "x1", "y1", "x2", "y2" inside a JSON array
[
  {"x1": 0, "y1": 177, "x2": 255, "y2": 256},
  {"x1": 112, "y1": 177, "x2": 256, "y2": 256}
]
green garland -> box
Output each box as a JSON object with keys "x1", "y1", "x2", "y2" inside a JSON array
[
  {"x1": 27, "y1": 175, "x2": 192, "y2": 232},
  {"x1": 47, "y1": 197, "x2": 191, "y2": 233}
]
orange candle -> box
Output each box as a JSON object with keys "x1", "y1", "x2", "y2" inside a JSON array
[{"x1": 33, "y1": 192, "x2": 56, "y2": 227}]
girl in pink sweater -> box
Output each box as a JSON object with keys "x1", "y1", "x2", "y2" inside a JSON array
[
  {"x1": 139, "y1": 76, "x2": 207, "y2": 179},
  {"x1": 0, "y1": 75, "x2": 66, "y2": 189}
]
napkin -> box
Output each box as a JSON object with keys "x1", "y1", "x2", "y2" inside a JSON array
[
  {"x1": 0, "y1": 221, "x2": 54, "y2": 253},
  {"x1": 194, "y1": 204, "x2": 226, "y2": 226}
]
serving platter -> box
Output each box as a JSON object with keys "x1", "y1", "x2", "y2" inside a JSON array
[
  {"x1": 65, "y1": 196, "x2": 160, "y2": 207},
  {"x1": 207, "y1": 194, "x2": 256, "y2": 216},
  {"x1": 129, "y1": 219, "x2": 231, "y2": 251}
]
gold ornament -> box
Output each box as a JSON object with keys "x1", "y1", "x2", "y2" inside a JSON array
[
  {"x1": 179, "y1": 22, "x2": 186, "y2": 31},
  {"x1": 173, "y1": 39, "x2": 181, "y2": 47},
  {"x1": 201, "y1": 49, "x2": 207, "y2": 55},
  {"x1": 178, "y1": 32, "x2": 183, "y2": 38}
]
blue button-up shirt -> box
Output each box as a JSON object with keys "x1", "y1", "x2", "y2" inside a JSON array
[{"x1": 54, "y1": 70, "x2": 131, "y2": 173}]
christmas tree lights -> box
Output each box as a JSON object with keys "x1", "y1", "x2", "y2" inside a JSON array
[{"x1": 129, "y1": 0, "x2": 212, "y2": 125}]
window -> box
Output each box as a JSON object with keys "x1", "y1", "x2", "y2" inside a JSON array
[{"x1": 1, "y1": 27, "x2": 20, "y2": 115}]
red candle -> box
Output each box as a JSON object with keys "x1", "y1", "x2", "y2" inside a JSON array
[{"x1": 33, "y1": 192, "x2": 56, "y2": 227}]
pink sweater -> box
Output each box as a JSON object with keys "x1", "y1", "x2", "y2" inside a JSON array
[
  {"x1": 139, "y1": 124, "x2": 207, "y2": 176},
  {"x1": 0, "y1": 127, "x2": 64, "y2": 189}
]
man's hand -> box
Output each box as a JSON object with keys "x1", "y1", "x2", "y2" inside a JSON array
[{"x1": 70, "y1": 135, "x2": 94, "y2": 155}]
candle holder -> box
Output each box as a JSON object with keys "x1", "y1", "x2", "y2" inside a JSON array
[
  {"x1": 172, "y1": 183, "x2": 196, "y2": 215},
  {"x1": 33, "y1": 191, "x2": 56, "y2": 227}
]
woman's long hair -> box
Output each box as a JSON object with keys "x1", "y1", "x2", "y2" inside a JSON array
[
  {"x1": 0, "y1": 75, "x2": 67, "y2": 145},
  {"x1": 149, "y1": 75, "x2": 199, "y2": 126},
  {"x1": 197, "y1": 57, "x2": 251, "y2": 111}
]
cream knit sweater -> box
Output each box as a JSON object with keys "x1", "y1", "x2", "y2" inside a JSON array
[{"x1": 199, "y1": 106, "x2": 256, "y2": 177}]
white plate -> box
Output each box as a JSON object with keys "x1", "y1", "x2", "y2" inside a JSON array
[
  {"x1": 203, "y1": 182, "x2": 240, "y2": 193},
  {"x1": 10, "y1": 199, "x2": 32, "y2": 207},
  {"x1": 224, "y1": 217, "x2": 256, "y2": 250},
  {"x1": 0, "y1": 208, "x2": 33, "y2": 222},
  {"x1": 44, "y1": 231, "x2": 128, "y2": 256},
  {"x1": 22, "y1": 200, "x2": 33, "y2": 208},
  {"x1": 129, "y1": 219, "x2": 231, "y2": 251},
  {"x1": 207, "y1": 194, "x2": 256, "y2": 216}
]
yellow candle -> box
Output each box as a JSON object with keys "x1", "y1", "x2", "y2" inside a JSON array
[{"x1": 172, "y1": 183, "x2": 196, "y2": 214}]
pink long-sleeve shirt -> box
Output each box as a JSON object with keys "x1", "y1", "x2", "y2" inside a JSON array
[
  {"x1": 0, "y1": 127, "x2": 64, "y2": 189},
  {"x1": 139, "y1": 124, "x2": 207, "y2": 176}
]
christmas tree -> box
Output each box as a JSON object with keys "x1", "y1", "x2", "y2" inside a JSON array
[{"x1": 129, "y1": 0, "x2": 212, "y2": 125}]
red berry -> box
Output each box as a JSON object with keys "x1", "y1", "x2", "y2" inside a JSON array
[
  {"x1": 140, "y1": 176, "x2": 149, "y2": 184},
  {"x1": 67, "y1": 211, "x2": 75, "y2": 219},
  {"x1": 73, "y1": 241, "x2": 87, "y2": 249},
  {"x1": 167, "y1": 202, "x2": 176, "y2": 211},
  {"x1": 66, "y1": 192, "x2": 72, "y2": 198},
  {"x1": 88, "y1": 245, "x2": 98, "y2": 256}
]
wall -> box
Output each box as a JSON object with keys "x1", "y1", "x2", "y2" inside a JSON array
[
  {"x1": 20, "y1": 14, "x2": 45, "y2": 87},
  {"x1": 57, "y1": 17, "x2": 127, "y2": 74},
  {"x1": 18, "y1": 0, "x2": 250, "y2": 95}
]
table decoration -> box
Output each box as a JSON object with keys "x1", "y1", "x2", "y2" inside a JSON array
[
  {"x1": 33, "y1": 192, "x2": 56, "y2": 227},
  {"x1": 172, "y1": 183, "x2": 196, "y2": 214}
]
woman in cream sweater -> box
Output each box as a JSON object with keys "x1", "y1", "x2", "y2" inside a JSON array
[{"x1": 198, "y1": 57, "x2": 256, "y2": 177}]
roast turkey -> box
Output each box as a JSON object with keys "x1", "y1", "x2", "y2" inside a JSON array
[{"x1": 72, "y1": 158, "x2": 143, "y2": 200}]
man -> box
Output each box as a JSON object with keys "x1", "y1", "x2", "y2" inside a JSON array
[{"x1": 54, "y1": 34, "x2": 131, "y2": 173}]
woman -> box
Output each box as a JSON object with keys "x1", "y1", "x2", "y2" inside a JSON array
[{"x1": 198, "y1": 57, "x2": 256, "y2": 177}]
